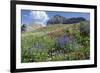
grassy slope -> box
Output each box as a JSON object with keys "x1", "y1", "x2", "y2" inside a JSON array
[{"x1": 21, "y1": 22, "x2": 90, "y2": 63}]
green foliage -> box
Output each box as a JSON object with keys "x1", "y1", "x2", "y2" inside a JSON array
[
  {"x1": 80, "y1": 21, "x2": 90, "y2": 36},
  {"x1": 21, "y1": 22, "x2": 90, "y2": 63}
]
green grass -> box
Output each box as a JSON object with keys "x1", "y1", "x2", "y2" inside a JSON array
[{"x1": 21, "y1": 22, "x2": 90, "y2": 63}]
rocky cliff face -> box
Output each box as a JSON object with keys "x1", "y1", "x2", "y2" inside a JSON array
[
  {"x1": 47, "y1": 15, "x2": 86, "y2": 25},
  {"x1": 47, "y1": 15, "x2": 67, "y2": 24}
]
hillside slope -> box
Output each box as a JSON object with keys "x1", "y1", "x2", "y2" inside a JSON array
[{"x1": 21, "y1": 21, "x2": 90, "y2": 63}]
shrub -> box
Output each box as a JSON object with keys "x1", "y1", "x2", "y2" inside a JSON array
[{"x1": 80, "y1": 21, "x2": 90, "y2": 36}]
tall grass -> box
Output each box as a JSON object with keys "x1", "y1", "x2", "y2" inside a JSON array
[{"x1": 21, "y1": 22, "x2": 90, "y2": 63}]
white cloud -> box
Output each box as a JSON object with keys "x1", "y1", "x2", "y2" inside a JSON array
[{"x1": 30, "y1": 11, "x2": 49, "y2": 27}]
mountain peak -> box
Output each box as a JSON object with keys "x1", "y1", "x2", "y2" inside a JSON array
[{"x1": 47, "y1": 15, "x2": 86, "y2": 25}]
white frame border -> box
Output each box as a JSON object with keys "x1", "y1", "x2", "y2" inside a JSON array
[{"x1": 16, "y1": 4, "x2": 94, "y2": 69}]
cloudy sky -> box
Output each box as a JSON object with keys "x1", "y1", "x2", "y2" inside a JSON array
[{"x1": 21, "y1": 10, "x2": 90, "y2": 26}]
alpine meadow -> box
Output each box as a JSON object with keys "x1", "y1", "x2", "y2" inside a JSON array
[{"x1": 21, "y1": 10, "x2": 90, "y2": 63}]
